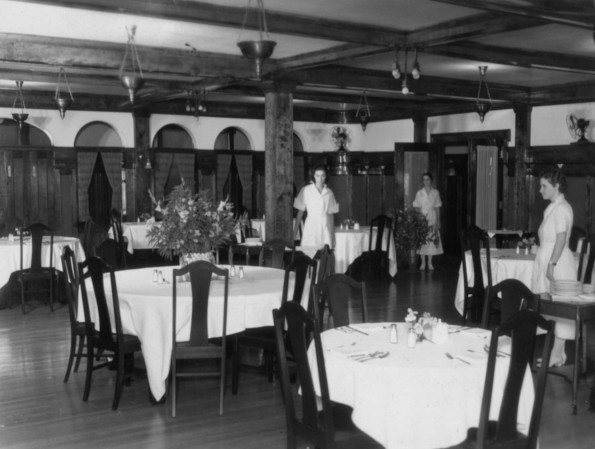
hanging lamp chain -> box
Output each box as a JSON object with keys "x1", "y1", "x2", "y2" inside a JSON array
[
  {"x1": 119, "y1": 25, "x2": 144, "y2": 78},
  {"x1": 55, "y1": 67, "x2": 74, "y2": 101},
  {"x1": 238, "y1": 0, "x2": 271, "y2": 42},
  {"x1": 476, "y1": 66, "x2": 492, "y2": 105},
  {"x1": 356, "y1": 90, "x2": 371, "y2": 118},
  {"x1": 12, "y1": 81, "x2": 26, "y2": 113}
]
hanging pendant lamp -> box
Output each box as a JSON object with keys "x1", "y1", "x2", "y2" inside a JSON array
[
  {"x1": 55, "y1": 67, "x2": 75, "y2": 119},
  {"x1": 237, "y1": 0, "x2": 276, "y2": 79}
]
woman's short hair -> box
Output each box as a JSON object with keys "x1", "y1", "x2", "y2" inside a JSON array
[
  {"x1": 422, "y1": 172, "x2": 433, "y2": 181},
  {"x1": 540, "y1": 169, "x2": 568, "y2": 193},
  {"x1": 311, "y1": 164, "x2": 327, "y2": 177}
]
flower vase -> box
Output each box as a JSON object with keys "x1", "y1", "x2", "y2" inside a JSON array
[{"x1": 180, "y1": 252, "x2": 215, "y2": 281}]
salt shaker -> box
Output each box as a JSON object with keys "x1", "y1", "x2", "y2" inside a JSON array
[
  {"x1": 389, "y1": 324, "x2": 398, "y2": 344},
  {"x1": 157, "y1": 271, "x2": 164, "y2": 283},
  {"x1": 524, "y1": 247, "x2": 529, "y2": 255},
  {"x1": 230, "y1": 265, "x2": 236, "y2": 277},
  {"x1": 239, "y1": 266, "x2": 244, "y2": 279},
  {"x1": 407, "y1": 328, "x2": 416, "y2": 348},
  {"x1": 516, "y1": 245, "x2": 520, "y2": 254},
  {"x1": 152, "y1": 269, "x2": 159, "y2": 283}
]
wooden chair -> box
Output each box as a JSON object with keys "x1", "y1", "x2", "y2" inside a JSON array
[
  {"x1": 171, "y1": 261, "x2": 229, "y2": 417},
  {"x1": 314, "y1": 273, "x2": 367, "y2": 330},
  {"x1": 61, "y1": 246, "x2": 88, "y2": 383},
  {"x1": 569, "y1": 226, "x2": 586, "y2": 253},
  {"x1": 78, "y1": 256, "x2": 142, "y2": 410},
  {"x1": 461, "y1": 225, "x2": 492, "y2": 324},
  {"x1": 110, "y1": 208, "x2": 128, "y2": 269},
  {"x1": 273, "y1": 301, "x2": 366, "y2": 449},
  {"x1": 231, "y1": 253, "x2": 318, "y2": 395},
  {"x1": 228, "y1": 224, "x2": 262, "y2": 265},
  {"x1": 259, "y1": 238, "x2": 290, "y2": 269},
  {"x1": 314, "y1": 244, "x2": 335, "y2": 284},
  {"x1": 577, "y1": 233, "x2": 595, "y2": 284},
  {"x1": 15, "y1": 222, "x2": 59, "y2": 314},
  {"x1": 95, "y1": 238, "x2": 123, "y2": 270},
  {"x1": 444, "y1": 310, "x2": 554, "y2": 449},
  {"x1": 481, "y1": 279, "x2": 537, "y2": 330},
  {"x1": 347, "y1": 214, "x2": 392, "y2": 281}
]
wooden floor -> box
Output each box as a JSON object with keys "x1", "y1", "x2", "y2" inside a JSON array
[{"x1": 1, "y1": 256, "x2": 594, "y2": 449}]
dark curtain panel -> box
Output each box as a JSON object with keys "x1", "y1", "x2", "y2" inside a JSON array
[
  {"x1": 216, "y1": 153, "x2": 233, "y2": 201},
  {"x1": 154, "y1": 153, "x2": 174, "y2": 200},
  {"x1": 100, "y1": 151, "x2": 123, "y2": 214},
  {"x1": 235, "y1": 154, "x2": 253, "y2": 214},
  {"x1": 76, "y1": 151, "x2": 98, "y2": 222},
  {"x1": 174, "y1": 153, "x2": 196, "y2": 192}
]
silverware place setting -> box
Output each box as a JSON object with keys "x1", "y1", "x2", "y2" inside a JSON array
[{"x1": 349, "y1": 351, "x2": 389, "y2": 362}]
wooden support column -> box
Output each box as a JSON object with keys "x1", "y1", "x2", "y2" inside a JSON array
[
  {"x1": 513, "y1": 104, "x2": 532, "y2": 231},
  {"x1": 412, "y1": 113, "x2": 428, "y2": 143},
  {"x1": 133, "y1": 110, "x2": 152, "y2": 221},
  {"x1": 263, "y1": 81, "x2": 295, "y2": 244}
]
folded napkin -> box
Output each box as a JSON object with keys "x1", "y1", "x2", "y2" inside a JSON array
[{"x1": 348, "y1": 323, "x2": 387, "y2": 334}]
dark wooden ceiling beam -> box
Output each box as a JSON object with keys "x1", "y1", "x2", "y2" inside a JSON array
[
  {"x1": 15, "y1": 0, "x2": 407, "y2": 46},
  {"x1": 0, "y1": 32, "x2": 260, "y2": 80},
  {"x1": 432, "y1": 0, "x2": 594, "y2": 29},
  {"x1": 277, "y1": 44, "x2": 388, "y2": 71},
  {"x1": 407, "y1": 13, "x2": 546, "y2": 46},
  {"x1": 425, "y1": 41, "x2": 595, "y2": 74}
]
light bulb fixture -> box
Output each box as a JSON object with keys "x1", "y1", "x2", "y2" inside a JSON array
[
  {"x1": 54, "y1": 67, "x2": 74, "y2": 119},
  {"x1": 11, "y1": 80, "x2": 28, "y2": 128},
  {"x1": 355, "y1": 90, "x2": 371, "y2": 131},
  {"x1": 119, "y1": 25, "x2": 145, "y2": 104},
  {"x1": 475, "y1": 66, "x2": 492, "y2": 123},
  {"x1": 237, "y1": 0, "x2": 276, "y2": 79},
  {"x1": 185, "y1": 90, "x2": 207, "y2": 118},
  {"x1": 391, "y1": 47, "x2": 421, "y2": 94}
]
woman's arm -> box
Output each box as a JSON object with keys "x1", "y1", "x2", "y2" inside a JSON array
[
  {"x1": 546, "y1": 231, "x2": 567, "y2": 281},
  {"x1": 294, "y1": 210, "x2": 304, "y2": 240}
]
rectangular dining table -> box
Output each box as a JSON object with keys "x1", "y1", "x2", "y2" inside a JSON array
[
  {"x1": 79, "y1": 265, "x2": 294, "y2": 401},
  {"x1": 307, "y1": 323, "x2": 534, "y2": 449}
]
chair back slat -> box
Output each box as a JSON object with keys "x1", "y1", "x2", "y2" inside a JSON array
[
  {"x1": 315, "y1": 273, "x2": 366, "y2": 328},
  {"x1": 482, "y1": 279, "x2": 536, "y2": 329},
  {"x1": 368, "y1": 215, "x2": 393, "y2": 253},
  {"x1": 273, "y1": 302, "x2": 335, "y2": 448},
  {"x1": 21, "y1": 223, "x2": 53, "y2": 272},
  {"x1": 61, "y1": 246, "x2": 80, "y2": 325},
  {"x1": 578, "y1": 233, "x2": 595, "y2": 284},
  {"x1": 461, "y1": 225, "x2": 491, "y2": 322}
]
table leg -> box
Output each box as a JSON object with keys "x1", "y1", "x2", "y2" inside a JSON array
[{"x1": 572, "y1": 316, "x2": 580, "y2": 415}]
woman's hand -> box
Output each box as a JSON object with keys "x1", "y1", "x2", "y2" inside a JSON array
[{"x1": 546, "y1": 263, "x2": 555, "y2": 282}]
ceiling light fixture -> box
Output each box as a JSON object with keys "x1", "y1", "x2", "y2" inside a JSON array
[
  {"x1": 119, "y1": 25, "x2": 144, "y2": 104},
  {"x1": 186, "y1": 90, "x2": 207, "y2": 118},
  {"x1": 55, "y1": 67, "x2": 74, "y2": 119},
  {"x1": 475, "y1": 66, "x2": 492, "y2": 123},
  {"x1": 237, "y1": 0, "x2": 276, "y2": 79},
  {"x1": 355, "y1": 90, "x2": 371, "y2": 131},
  {"x1": 391, "y1": 47, "x2": 421, "y2": 95},
  {"x1": 11, "y1": 81, "x2": 28, "y2": 129}
]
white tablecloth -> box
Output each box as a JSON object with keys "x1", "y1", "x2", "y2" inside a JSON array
[
  {"x1": 0, "y1": 236, "x2": 85, "y2": 288},
  {"x1": 453, "y1": 248, "x2": 586, "y2": 316},
  {"x1": 79, "y1": 265, "x2": 293, "y2": 399},
  {"x1": 108, "y1": 222, "x2": 160, "y2": 254},
  {"x1": 308, "y1": 323, "x2": 534, "y2": 449},
  {"x1": 300, "y1": 225, "x2": 397, "y2": 277}
]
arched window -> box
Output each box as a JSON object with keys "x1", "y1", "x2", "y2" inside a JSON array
[
  {"x1": 0, "y1": 121, "x2": 51, "y2": 146},
  {"x1": 214, "y1": 127, "x2": 252, "y2": 216},
  {"x1": 152, "y1": 124, "x2": 195, "y2": 200},
  {"x1": 75, "y1": 122, "x2": 123, "y2": 225}
]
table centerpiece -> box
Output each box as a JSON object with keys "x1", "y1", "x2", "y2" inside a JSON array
[
  {"x1": 393, "y1": 208, "x2": 431, "y2": 268},
  {"x1": 147, "y1": 182, "x2": 242, "y2": 266}
]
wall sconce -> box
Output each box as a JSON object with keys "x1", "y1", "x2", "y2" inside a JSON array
[
  {"x1": 475, "y1": 66, "x2": 492, "y2": 123},
  {"x1": 355, "y1": 90, "x2": 371, "y2": 131},
  {"x1": 237, "y1": 0, "x2": 276, "y2": 79},
  {"x1": 391, "y1": 47, "x2": 421, "y2": 95},
  {"x1": 138, "y1": 149, "x2": 152, "y2": 170},
  {"x1": 11, "y1": 81, "x2": 28, "y2": 128},
  {"x1": 55, "y1": 67, "x2": 74, "y2": 119},
  {"x1": 119, "y1": 25, "x2": 145, "y2": 103}
]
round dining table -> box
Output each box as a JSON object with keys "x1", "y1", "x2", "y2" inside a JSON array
[
  {"x1": 0, "y1": 236, "x2": 85, "y2": 288},
  {"x1": 307, "y1": 323, "x2": 534, "y2": 449},
  {"x1": 79, "y1": 265, "x2": 293, "y2": 400}
]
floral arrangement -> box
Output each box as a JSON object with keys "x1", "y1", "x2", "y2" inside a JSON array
[
  {"x1": 146, "y1": 182, "x2": 242, "y2": 260},
  {"x1": 139, "y1": 212, "x2": 152, "y2": 222},
  {"x1": 342, "y1": 218, "x2": 356, "y2": 229},
  {"x1": 428, "y1": 227, "x2": 441, "y2": 248},
  {"x1": 330, "y1": 126, "x2": 351, "y2": 149},
  {"x1": 518, "y1": 236, "x2": 536, "y2": 249},
  {"x1": 393, "y1": 208, "x2": 431, "y2": 252},
  {"x1": 405, "y1": 309, "x2": 439, "y2": 342}
]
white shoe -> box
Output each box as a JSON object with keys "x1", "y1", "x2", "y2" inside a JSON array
[
  {"x1": 420, "y1": 264, "x2": 426, "y2": 270},
  {"x1": 428, "y1": 264, "x2": 434, "y2": 270}
]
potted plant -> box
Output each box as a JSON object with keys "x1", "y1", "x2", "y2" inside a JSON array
[{"x1": 393, "y1": 208, "x2": 431, "y2": 269}]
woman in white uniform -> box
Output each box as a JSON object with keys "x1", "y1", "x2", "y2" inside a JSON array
[
  {"x1": 413, "y1": 172, "x2": 443, "y2": 270},
  {"x1": 293, "y1": 165, "x2": 339, "y2": 249},
  {"x1": 531, "y1": 170, "x2": 576, "y2": 367}
]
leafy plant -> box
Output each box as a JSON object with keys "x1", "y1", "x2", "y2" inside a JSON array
[
  {"x1": 393, "y1": 208, "x2": 431, "y2": 252},
  {"x1": 147, "y1": 182, "x2": 242, "y2": 259}
]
